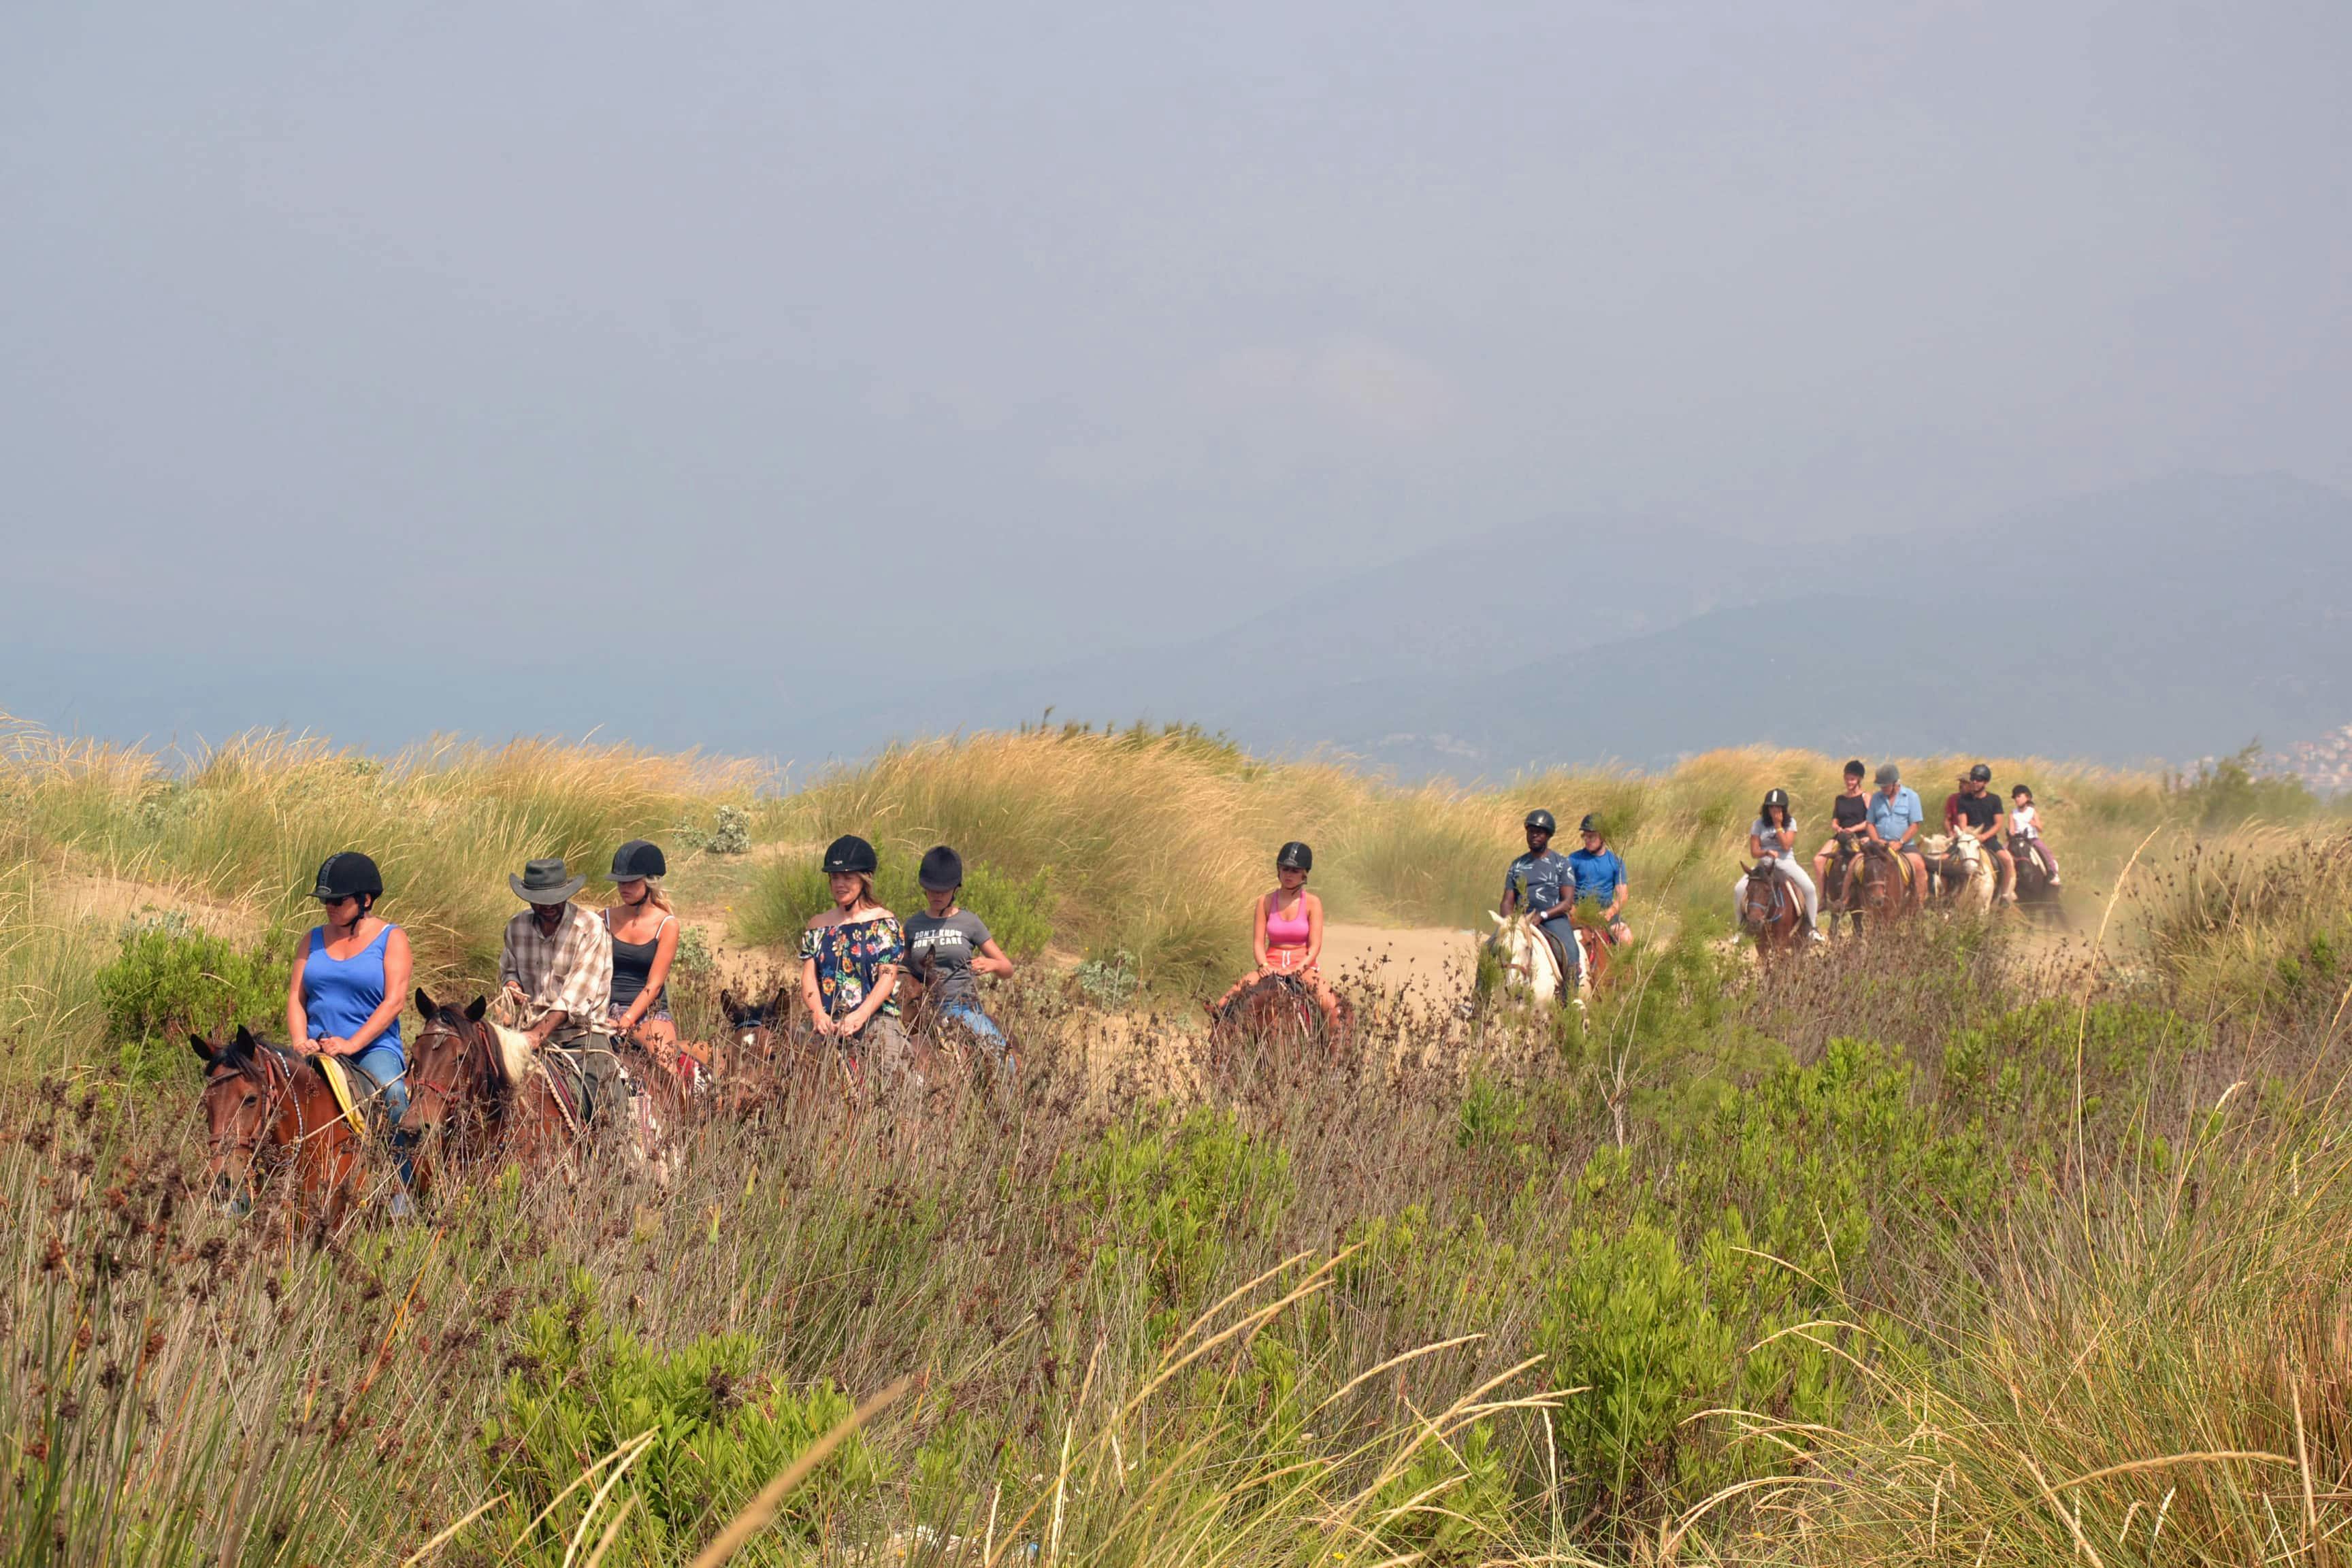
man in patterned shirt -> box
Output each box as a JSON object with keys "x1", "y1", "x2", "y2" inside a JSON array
[{"x1": 499, "y1": 857, "x2": 617, "y2": 1119}]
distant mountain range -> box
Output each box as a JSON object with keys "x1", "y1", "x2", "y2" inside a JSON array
[{"x1": 824, "y1": 471, "x2": 2352, "y2": 777}]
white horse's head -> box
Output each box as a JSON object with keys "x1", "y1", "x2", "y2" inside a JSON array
[
  {"x1": 1948, "y1": 828, "x2": 1982, "y2": 865},
  {"x1": 1488, "y1": 911, "x2": 1566, "y2": 1002}
]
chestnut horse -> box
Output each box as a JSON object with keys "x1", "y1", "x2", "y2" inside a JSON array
[
  {"x1": 1736, "y1": 862, "x2": 1807, "y2": 957},
  {"x1": 191, "y1": 1026, "x2": 368, "y2": 1233},
  {"x1": 399, "y1": 989, "x2": 579, "y2": 1192},
  {"x1": 1208, "y1": 973, "x2": 1355, "y2": 1082},
  {"x1": 1847, "y1": 842, "x2": 1918, "y2": 928}
]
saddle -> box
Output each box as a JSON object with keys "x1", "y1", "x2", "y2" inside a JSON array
[
  {"x1": 1535, "y1": 920, "x2": 1579, "y2": 986},
  {"x1": 1744, "y1": 863, "x2": 1795, "y2": 920},
  {"x1": 316, "y1": 1054, "x2": 402, "y2": 1143}
]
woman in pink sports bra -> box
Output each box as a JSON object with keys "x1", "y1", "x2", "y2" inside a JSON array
[{"x1": 1213, "y1": 841, "x2": 1342, "y2": 1028}]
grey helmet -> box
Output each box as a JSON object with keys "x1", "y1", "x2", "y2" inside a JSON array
[{"x1": 1524, "y1": 809, "x2": 1558, "y2": 834}]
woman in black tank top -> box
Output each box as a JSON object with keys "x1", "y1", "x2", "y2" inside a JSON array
[{"x1": 604, "y1": 840, "x2": 686, "y2": 1079}]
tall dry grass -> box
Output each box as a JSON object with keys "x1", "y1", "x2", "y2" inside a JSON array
[
  {"x1": 3, "y1": 720, "x2": 758, "y2": 981},
  {"x1": 5, "y1": 715, "x2": 2352, "y2": 1563}
]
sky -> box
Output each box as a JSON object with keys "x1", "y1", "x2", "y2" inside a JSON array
[{"x1": 5, "y1": 1, "x2": 2349, "y2": 760}]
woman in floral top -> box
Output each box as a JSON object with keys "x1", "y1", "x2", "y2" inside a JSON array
[{"x1": 799, "y1": 834, "x2": 915, "y2": 1073}]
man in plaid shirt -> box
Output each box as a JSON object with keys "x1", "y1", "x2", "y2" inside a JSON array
[{"x1": 499, "y1": 858, "x2": 617, "y2": 1118}]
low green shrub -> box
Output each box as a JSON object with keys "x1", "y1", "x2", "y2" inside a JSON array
[
  {"x1": 1536, "y1": 1219, "x2": 1735, "y2": 1513},
  {"x1": 1064, "y1": 1107, "x2": 1294, "y2": 1320},
  {"x1": 486, "y1": 1274, "x2": 881, "y2": 1559},
  {"x1": 95, "y1": 915, "x2": 289, "y2": 1085},
  {"x1": 1369, "y1": 1419, "x2": 1517, "y2": 1565}
]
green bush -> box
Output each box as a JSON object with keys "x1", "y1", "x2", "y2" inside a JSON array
[
  {"x1": 2163, "y1": 742, "x2": 2319, "y2": 832},
  {"x1": 737, "y1": 855, "x2": 1054, "y2": 957},
  {"x1": 1064, "y1": 1107, "x2": 1294, "y2": 1318},
  {"x1": 1535, "y1": 1219, "x2": 1734, "y2": 1512},
  {"x1": 486, "y1": 1274, "x2": 881, "y2": 1559},
  {"x1": 95, "y1": 915, "x2": 289, "y2": 1085},
  {"x1": 1369, "y1": 1419, "x2": 1517, "y2": 1565}
]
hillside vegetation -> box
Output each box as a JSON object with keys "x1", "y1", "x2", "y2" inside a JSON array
[{"x1": 1, "y1": 716, "x2": 2347, "y2": 1566}]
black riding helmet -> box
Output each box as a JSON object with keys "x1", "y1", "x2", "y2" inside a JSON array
[
  {"x1": 1967, "y1": 763, "x2": 1993, "y2": 783},
  {"x1": 1524, "y1": 809, "x2": 1557, "y2": 834},
  {"x1": 311, "y1": 851, "x2": 382, "y2": 903},
  {"x1": 1578, "y1": 813, "x2": 1605, "y2": 836},
  {"x1": 918, "y1": 845, "x2": 964, "y2": 892},
  {"x1": 1276, "y1": 840, "x2": 1312, "y2": 872},
  {"x1": 608, "y1": 839, "x2": 667, "y2": 880},
  {"x1": 822, "y1": 834, "x2": 879, "y2": 875},
  {"x1": 1761, "y1": 787, "x2": 1791, "y2": 819}
]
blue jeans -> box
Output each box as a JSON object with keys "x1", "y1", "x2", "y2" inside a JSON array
[
  {"x1": 938, "y1": 1000, "x2": 1009, "y2": 1058},
  {"x1": 342, "y1": 1042, "x2": 414, "y2": 1187}
]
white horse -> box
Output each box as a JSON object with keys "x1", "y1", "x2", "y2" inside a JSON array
[
  {"x1": 1926, "y1": 829, "x2": 1993, "y2": 914},
  {"x1": 1488, "y1": 911, "x2": 1587, "y2": 1009}
]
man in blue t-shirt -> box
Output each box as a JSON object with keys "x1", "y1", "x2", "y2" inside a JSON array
[
  {"x1": 1865, "y1": 762, "x2": 1929, "y2": 909},
  {"x1": 1565, "y1": 815, "x2": 1633, "y2": 945}
]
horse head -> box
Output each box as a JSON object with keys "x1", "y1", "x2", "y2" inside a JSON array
[
  {"x1": 191, "y1": 1025, "x2": 280, "y2": 1201},
  {"x1": 720, "y1": 985, "x2": 790, "y2": 1068},
  {"x1": 402, "y1": 987, "x2": 491, "y2": 1137}
]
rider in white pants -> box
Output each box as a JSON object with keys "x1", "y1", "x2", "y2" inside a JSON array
[{"x1": 1733, "y1": 789, "x2": 1823, "y2": 940}]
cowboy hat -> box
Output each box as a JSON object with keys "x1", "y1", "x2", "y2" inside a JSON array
[{"x1": 510, "y1": 858, "x2": 585, "y2": 904}]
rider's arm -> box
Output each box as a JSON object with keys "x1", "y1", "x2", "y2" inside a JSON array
[
  {"x1": 1305, "y1": 894, "x2": 1324, "y2": 968},
  {"x1": 1605, "y1": 872, "x2": 1627, "y2": 922},
  {"x1": 286, "y1": 936, "x2": 312, "y2": 1047},
  {"x1": 973, "y1": 938, "x2": 1014, "y2": 978},
  {"x1": 336, "y1": 928, "x2": 412, "y2": 1056},
  {"x1": 800, "y1": 954, "x2": 828, "y2": 1029},
  {"x1": 1981, "y1": 807, "x2": 2006, "y2": 845},
  {"x1": 1749, "y1": 830, "x2": 1768, "y2": 859},
  {"x1": 1252, "y1": 895, "x2": 1271, "y2": 970}
]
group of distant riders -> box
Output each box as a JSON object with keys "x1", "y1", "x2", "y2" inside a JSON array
[
  {"x1": 1742, "y1": 758, "x2": 2061, "y2": 941},
  {"x1": 239, "y1": 766, "x2": 2058, "y2": 1207}
]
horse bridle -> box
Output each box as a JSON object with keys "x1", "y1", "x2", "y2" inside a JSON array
[
  {"x1": 203, "y1": 1055, "x2": 285, "y2": 1160},
  {"x1": 407, "y1": 1017, "x2": 495, "y2": 1110}
]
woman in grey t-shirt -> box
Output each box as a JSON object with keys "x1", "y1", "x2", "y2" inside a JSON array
[{"x1": 901, "y1": 846, "x2": 1017, "y2": 1060}]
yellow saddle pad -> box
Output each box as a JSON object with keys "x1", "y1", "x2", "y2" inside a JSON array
[{"x1": 315, "y1": 1055, "x2": 370, "y2": 1143}]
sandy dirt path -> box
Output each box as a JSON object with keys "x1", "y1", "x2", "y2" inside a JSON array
[{"x1": 1320, "y1": 921, "x2": 1478, "y2": 1002}]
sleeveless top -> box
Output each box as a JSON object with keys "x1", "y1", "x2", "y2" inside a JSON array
[
  {"x1": 1264, "y1": 892, "x2": 1312, "y2": 949},
  {"x1": 303, "y1": 924, "x2": 402, "y2": 1060},
  {"x1": 606, "y1": 910, "x2": 673, "y2": 1011}
]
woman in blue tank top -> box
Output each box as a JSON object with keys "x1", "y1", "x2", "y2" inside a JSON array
[{"x1": 284, "y1": 852, "x2": 414, "y2": 1137}]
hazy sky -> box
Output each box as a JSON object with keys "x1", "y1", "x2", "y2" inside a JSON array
[{"x1": 5, "y1": 2, "x2": 2348, "y2": 755}]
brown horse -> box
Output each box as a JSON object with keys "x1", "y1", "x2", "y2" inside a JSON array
[
  {"x1": 400, "y1": 989, "x2": 579, "y2": 1192},
  {"x1": 1737, "y1": 862, "x2": 1807, "y2": 957},
  {"x1": 190, "y1": 1026, "x2": 367, "y2": 1232},
  {"x1": 1848, "y1": 843, "x2": 1917, "y2": 927},
  {"x1": 1208, "y1": 973, "x2": 1355, "y2": 1082}
]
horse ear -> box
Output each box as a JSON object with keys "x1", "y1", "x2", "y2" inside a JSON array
[
  {"x1": 1488, "y1": 911, "x2": 1505, "y2": 928},
  {"x1": 189, "y1": 1034, "x2": 215, "y2": 1064},
  {"x1": 415, "y1": 987, "x2": 436, "y2": 1017},
  {"x1": 233, "y1": 1024, "x2": 259, "y2": 1049},
  {"x1": 719, "y1": 988, "x2": 740, "y2": 1022},
  {"x1": 466, "y1": 995, "x2": 487, "y2": 1022}
]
